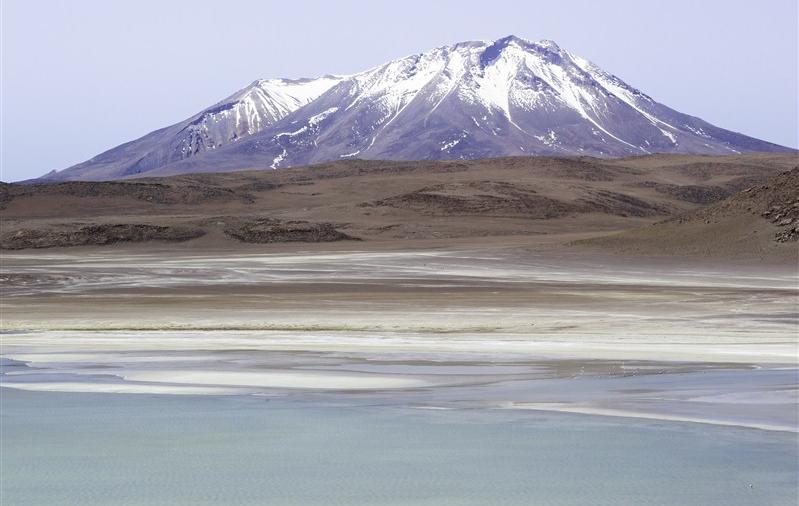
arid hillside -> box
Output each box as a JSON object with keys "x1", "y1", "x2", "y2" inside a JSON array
[
  {"x1": 2, "y1": 153, "x2": 796, "y2": 256},
  {"x1": 577, "y1": 166, "x2": 798, "y2": 258}
]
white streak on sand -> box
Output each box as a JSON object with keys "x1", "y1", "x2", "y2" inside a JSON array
[
  {"x1": 5, "y1": 353, "x2": 214, "y2": 364},
  {"x1": 120, "y1": 370, "x2": 428, "y2": 390},
  {"x1": 0, "y1": 382, "x2": 240, "y2": 396},
  {"x1": 4, "y1": 332, "x2": 796, "y2": 365},
  {"x1": 503, "y1": 402, "x2": 799, "y2": 433}
]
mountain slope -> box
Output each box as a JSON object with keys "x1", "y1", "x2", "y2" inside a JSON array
[
  {"x1": 41, "y1": 76, "x2": 342, "y2": 181},
  {"x1": 40, "y1": 36, "x2": 793, "y2": 181}
]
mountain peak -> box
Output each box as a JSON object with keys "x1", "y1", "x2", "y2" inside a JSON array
[
  {"x1": 480, "y1": 36, "x2": 566, "y2": 67},
  {"x1": 495, "y1": 34, "x2": 527, "y2": 44},
  {"x1": 490, "y1": 35, "x2": 562, "y2": 51}
]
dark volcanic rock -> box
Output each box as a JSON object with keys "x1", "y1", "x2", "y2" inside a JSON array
[
  {"x1": 224, "y1": 219, "x2": 357, "y2": 244},
  {"x1": 2, "y1": 181, "x2": 248, "y2": 208},
  {"x1": 758, "y1": 173, "x2": 799, "y2": 242},
  {"x1": 1, "y1": 224, "x2": 205, "y2": 250}
]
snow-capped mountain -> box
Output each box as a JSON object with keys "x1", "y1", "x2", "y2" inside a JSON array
[
  {"x1": 42, "y1": 36, "x2": 792, "y2": 181},
  {"x1": 46, "y1": 76, "x2": 342, "y2": 180}
]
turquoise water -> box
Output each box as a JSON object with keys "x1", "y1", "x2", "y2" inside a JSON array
[{"x1": 2, "y1": 389, "x2": 797, "y2": 505}]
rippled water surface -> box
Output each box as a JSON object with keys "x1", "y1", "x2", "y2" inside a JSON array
[{"x1": 2, "y1": 390, "x2": 797, "y2": 506}]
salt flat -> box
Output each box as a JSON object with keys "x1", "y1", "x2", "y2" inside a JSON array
[{"x1": 2, "y1": 246, "x2": 796, "y2": 431}]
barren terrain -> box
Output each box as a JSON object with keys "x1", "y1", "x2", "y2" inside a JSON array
[{"x1": 2, "y1": 153, "x2": 797, "y2": 258}]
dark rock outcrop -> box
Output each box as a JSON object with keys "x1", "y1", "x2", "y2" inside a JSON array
[
  {"x1": 1, "y1": 224, "x2": 205, "y2": 249},
  {"x1": 224, "y1": 219, "x2": 356, "y2": 244}
]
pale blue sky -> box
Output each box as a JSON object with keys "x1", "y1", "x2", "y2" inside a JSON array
[{"x1": 2, "y1": 0, "x2": 797, "y2": 181}]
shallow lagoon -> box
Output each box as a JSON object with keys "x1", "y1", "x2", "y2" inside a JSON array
[{"x1": 2, "y1": 389, "x2": 797, "y2": 506}]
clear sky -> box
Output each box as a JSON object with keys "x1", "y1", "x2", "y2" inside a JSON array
[{"x1": 2, "y1": 0, "x2": 797, "y2": 181}]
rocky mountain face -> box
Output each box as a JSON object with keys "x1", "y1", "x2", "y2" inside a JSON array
[{"x1": 40, "y1": 36, "x2": 793, "y2": 181}]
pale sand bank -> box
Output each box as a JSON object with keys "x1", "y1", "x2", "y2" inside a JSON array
[
  {"x1": 120, "y1": 370, "x2": 429, "y2": 390},
  {"x1": 504, "y1": 403, "x2": 799, "y2": 433},
  {"x1": 0, "y1": 382, "x2": 241, "y2": 395},
  {"x1": 3, "y1": 330, "x2": 796, "y2": 364}
]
